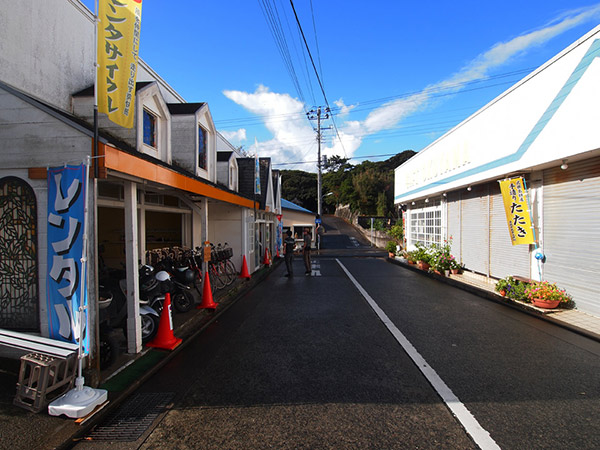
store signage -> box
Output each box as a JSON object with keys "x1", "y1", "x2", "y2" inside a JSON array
[
  {"x1": 97, "y1": 0, "x2": 143, "y2": 128},
  {"x1": 499, "y1": 177, "x2": 535, "y2": 246},
  {"x1": 46, "y1": 164, "x2": 88, "y2": 353}
]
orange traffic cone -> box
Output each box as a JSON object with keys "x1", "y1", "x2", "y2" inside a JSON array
[
  {"x1": 147, "y1": 292, "x2": 182, "y2": 350},
  {"x1": 239, "y1": 255, "x2": 251, "y2": 279},
  {"x1": 263, "y1": 248, "x2": 270, "y2": 266},
  {"x1": 197, "y1": 270, "x2": 217, "y2": 309}
]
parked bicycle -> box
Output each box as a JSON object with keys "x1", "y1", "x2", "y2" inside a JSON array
[{"x1": 205, "y1": 243, "x2": 236, "y2": 290}]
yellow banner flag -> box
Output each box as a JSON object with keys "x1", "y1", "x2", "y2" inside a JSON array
[
  {"x1": 499, "y1": 177, "x2": 535, "y2": 246},
  {"x1": 97, "y1": 0, "x2": 142, "y2": 128}
]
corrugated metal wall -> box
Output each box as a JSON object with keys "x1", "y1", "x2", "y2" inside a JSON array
[
  {"x1": 460, "y1": 184, "x2": 489, "y2": 275},
  {"x1": 489, "y1": 182, "x2": 531, "y2": 279},
  {"x1": 447, "y1": 191, "x2": 462, "y2": 263},
  {"x1": 543, "y1": 157, "x2": 600, "y2": 316}
]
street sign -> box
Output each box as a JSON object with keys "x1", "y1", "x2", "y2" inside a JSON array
[{"x1": 315, "y1": 218, "x2": 321, "y2": 225}]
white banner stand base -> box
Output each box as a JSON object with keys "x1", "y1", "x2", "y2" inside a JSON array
[{"x1": 48, "y1": 377, "x2": 107, "y2": 418}]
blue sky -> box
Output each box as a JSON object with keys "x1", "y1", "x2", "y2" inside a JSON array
[{"x1": 82, "y1": 1, "x2": 600, "y2": 171}]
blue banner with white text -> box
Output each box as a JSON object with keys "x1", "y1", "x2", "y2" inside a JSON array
[{"x1": 46, "y1": 164, "x2": 88, "y2": 354}]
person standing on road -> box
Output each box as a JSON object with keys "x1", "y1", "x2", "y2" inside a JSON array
[
  {"x1": 283, "y1": 230, "x2": 296, "y2": 277},
  {"x1": 303, "y1": 227, "x2": 312, "y2": 275}
]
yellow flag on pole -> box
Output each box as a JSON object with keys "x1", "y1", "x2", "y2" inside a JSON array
[
  {"x1": 499, "y1": 177, "x2": 535, "y2": 246},
  {"x1": 97, "y1": 0, "x2": 143, "y2": 128}
]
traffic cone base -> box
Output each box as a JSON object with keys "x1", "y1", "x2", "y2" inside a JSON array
[
  {"x1": 239, "y1": 255, "x2": 251, "y2": 279},
  {"x1": 197, "y1": 270, "x2": 217, "y2": 309},
  {"x1": 147, "y1": 293, "x2": 182, "y2": 350}
]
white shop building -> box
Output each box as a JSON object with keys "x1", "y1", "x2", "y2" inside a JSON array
[{"x1": 394, "y1": 26, "x2": 600, "y2": 317}]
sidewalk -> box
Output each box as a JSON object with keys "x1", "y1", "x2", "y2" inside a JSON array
[
  {"x1": 387, "y1": 256, "x2": 600, "y2": 343},
  {"x1": 0, "y1": 261, "x2": 282, "y2": 450}
]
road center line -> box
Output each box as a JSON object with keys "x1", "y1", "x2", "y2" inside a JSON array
[{"x1": 336, "y1": 259, "x2": 500, "y2": 450}]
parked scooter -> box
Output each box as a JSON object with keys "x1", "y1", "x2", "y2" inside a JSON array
[
  {"x1": 99, "y1": 266, "x2": 161, "y2": 348},
  {"x1": 98, "y1": 284, "x2": 120, "y2": 370},
  {"x1": 150, "y1": 258, "x2": 196, "y2": 313}
]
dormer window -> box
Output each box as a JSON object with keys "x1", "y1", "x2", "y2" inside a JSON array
[
  {"x1": 198, "y1": 125, "x2": 207, "y2": 170},
  {"x1": 143, "y1": 109, "x2": 157, "y2": 148}
]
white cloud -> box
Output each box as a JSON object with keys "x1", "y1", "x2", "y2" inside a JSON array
[
  {"x1": 225, "y1": 5, "x2": 600, "y2": 167},
  {"x1": 219, "y1": 128, "x2": 247, "y2": 144},
  {"x1": 334, "y1": 98, "x2": 357, "y2": 116},
  {"x1": 223, "y1": 85, "x2": 318, "y2": 171}
]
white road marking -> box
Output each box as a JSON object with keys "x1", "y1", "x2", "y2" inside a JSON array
[
  {"x1": 311, "y1": 260, "x2": 321, "y2": 276},
  {"x1": 336, "y1": 259, "x2": 500, "y2": 450}
]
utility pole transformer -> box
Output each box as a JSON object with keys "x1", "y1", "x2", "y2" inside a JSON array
[{"x1": 307, "y1": 106, "x2": 330, "y2": 219}]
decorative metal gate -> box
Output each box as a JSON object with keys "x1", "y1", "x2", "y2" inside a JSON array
[{"x1": 0, "y1": 177, "x2": 39, "y2": 330}]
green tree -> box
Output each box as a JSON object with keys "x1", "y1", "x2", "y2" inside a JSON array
[{"x1": 281, "y1": 170, "x2": 318, "y2": 212}]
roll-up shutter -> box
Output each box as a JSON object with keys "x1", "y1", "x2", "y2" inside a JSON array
[
  {"x1": 446, "y1": 191, "x2": 462, "y2": 263},
  {"x1": 543, "y1": 157, "x2": 600, "y2": 316},
  {"x1": 489, "y1": 182, "x2": 531, "y2": 279},
  {"x1": 461, "y1": 184, "x2": 489, "y2": 275}
]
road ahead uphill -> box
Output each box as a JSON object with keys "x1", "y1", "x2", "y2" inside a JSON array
[{"x1": 74, "y1": 216, "x2": 600, "y2": 450}]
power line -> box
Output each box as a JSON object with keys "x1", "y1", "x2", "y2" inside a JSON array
[
  {"x1": 289, "y1": 0, "x2": 347, "y2": 158},
  {"x1": 273, "y1": 152, "x2": 406, "y2": 166}
]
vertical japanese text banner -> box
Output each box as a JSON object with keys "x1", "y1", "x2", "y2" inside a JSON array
[
  {"x1": 47, "y1": 165, "x2": 89, "y2": 353},
  {"x1": 98, "y1": 0, "x2": 143, "y2": 128},
  {"x1": 499, "y1": 177, "x2": 535, "y2": 246},
  {"x1": 254, "y1": 155, "x2": 261, "y2": 195}
]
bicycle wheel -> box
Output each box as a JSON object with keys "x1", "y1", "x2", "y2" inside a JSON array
[
  {"x1": 209, "y1": 263, "x2": 226, "y2": 290},
  {"x1": 224, "y1": 260, "x2": 236, "y2": 285}
]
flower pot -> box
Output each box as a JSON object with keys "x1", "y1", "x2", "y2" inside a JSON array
[
  {"x1": 499, "y1": 290, "x2": 506, "y2": 297},
  {"x1": 434, "y1": 270, "x2": 444, "y2": 276},
  {"x1": 532, "y1": 298, "x2": 561, "y2": 309},
  {"x1": 450, "y1": 269, "x2": 460, "y2": 275},
  {"x1": 417, "y1": 261, "x2": 430, "y2": 271},
  {"x1": 389, "y1": 252, "x2": 395, "y2": 258},
  {"x1": 407, "y1": 260, "x2": 416, "y2": 265}
]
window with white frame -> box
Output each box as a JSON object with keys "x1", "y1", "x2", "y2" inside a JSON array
[
  {"x1": 409, "y1": 200, "x2": 442, "y2": 247},
  {"x1": 198, "y1": 125, "x2": 207, "y2": 170},
  {"x1": 143, "y1": 109, "x2": 157, "y2": 148}
]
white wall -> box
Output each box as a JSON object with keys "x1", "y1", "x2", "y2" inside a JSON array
[
  {"x1": 208, "y1": 202, "x2": 244, "y2": 271},
  {"x1": 0, "y1": 0, "x2": 183, "y2": 114}
]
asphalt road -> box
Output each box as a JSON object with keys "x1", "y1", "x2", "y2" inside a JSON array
[{"x1": 75, "y1": 216, "x2": 600, "y2": 449}]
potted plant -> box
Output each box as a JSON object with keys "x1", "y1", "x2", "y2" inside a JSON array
[
  {"x1": 495, "y1": 276, "x2": 529, "y2": 301},
  {"x1": 449, "y1": 258, "x2": 461, "y2": 275},
  {"x1": 385, "y1": 241, "x2": 397, "y2": 258},
  {"x1": 413, "y1": 243, "x2": 431, "y2": 270},
  {"x1": 525, "y1": 281, "x2": 573, "y2": 309},
  {"x1": 495, "y1": 277, "x2": 510, "y2": 296}
]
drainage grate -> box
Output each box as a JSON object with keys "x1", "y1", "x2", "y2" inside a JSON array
[{"x1": 86, "y1": 392, "x2": 175, "y2": 442}]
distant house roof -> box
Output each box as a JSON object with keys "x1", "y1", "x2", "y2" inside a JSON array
[
  {"x1": 167, "y1": 102, "x2": 205, "y2": 115},
  {"x1": 282, "y1": 199, "x2": 314, "y2": 214},
  {"x1": 72, "y1": 82, "x2": 153, "y2": 97},
  {"x1": 217, "y1": 151, "x2": 233, "y2": 162}
]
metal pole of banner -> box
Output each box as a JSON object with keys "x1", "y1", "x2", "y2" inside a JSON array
[
  {"x1": 49, "y1": 6, "x2": 108, "y2": 418},
  {"x1": 522, "y1": 177, "x2": 544, "y2": 280},
  {"x1": 93, "y1": 0, "x2": 99, "y2": 179}
]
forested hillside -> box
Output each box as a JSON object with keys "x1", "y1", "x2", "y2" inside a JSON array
[{"x1": 281, "y1": 150, "x2": 416, "y2": 217}]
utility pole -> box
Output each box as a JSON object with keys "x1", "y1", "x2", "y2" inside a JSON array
[{"x1": 307, "y1": 106, "x2": 330, "y2": 220}]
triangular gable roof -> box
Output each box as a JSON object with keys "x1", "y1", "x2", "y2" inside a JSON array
[{"x1": 282, "y1": 198, "x2": 314, "y2": 214}]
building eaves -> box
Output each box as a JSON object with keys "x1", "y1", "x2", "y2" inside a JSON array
[{"x1": 167, "y1": 102, "x2": 205, "y2": 115}]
